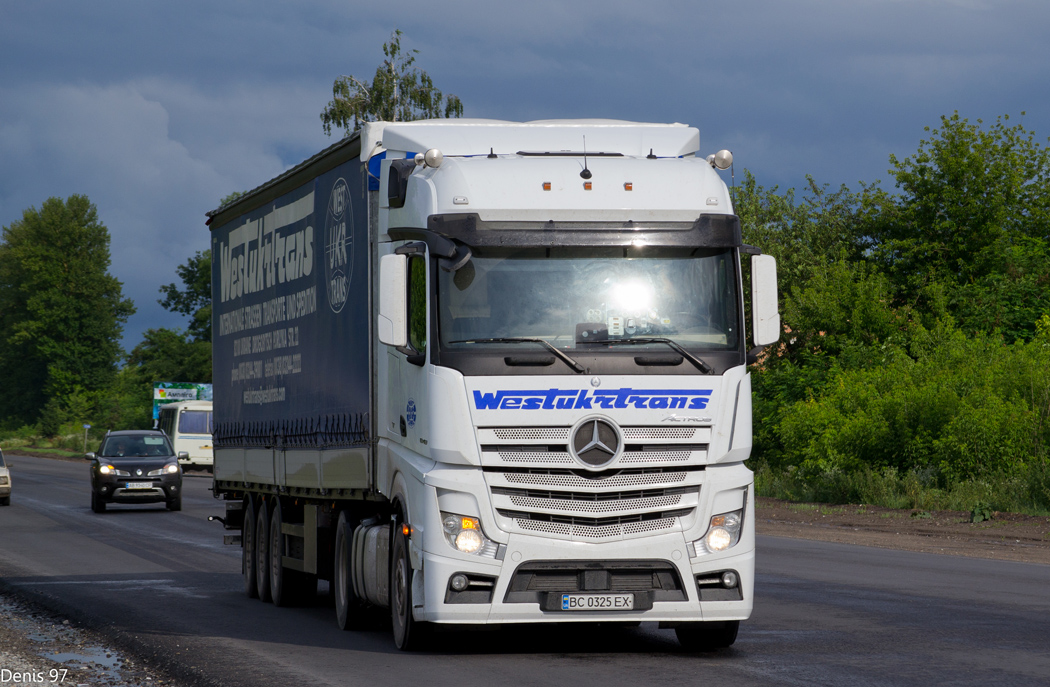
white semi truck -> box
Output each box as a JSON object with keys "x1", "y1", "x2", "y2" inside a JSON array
[{"x1": 207, "y1": 119, "x2": 780, "y2": 651}]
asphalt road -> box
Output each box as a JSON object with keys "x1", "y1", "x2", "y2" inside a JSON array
[{"x1": 1, "y1": 453, "x2": 1048, "y2": 687}]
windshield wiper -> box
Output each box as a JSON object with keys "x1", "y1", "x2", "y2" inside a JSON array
[
  {"x1": 585, "y1": 338, "x2": 712, "y2": 374},
  {"x1": 448, "y1": 337, "x2": 585, "y2": 373}
]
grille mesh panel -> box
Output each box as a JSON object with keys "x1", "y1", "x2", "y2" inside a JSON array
[
  {"x1": 621, "y1": 451, "x2": 691, "y2": 463},
  {"x1": 493, "y1": 428, "x2": 570, "y2": 441},
  {"x1": 622, "y1": 427, "x2": 698, "y2": 440},
  {"x1": 514, "y1": 516, "x2": 680, "y2": 539},
  {"x1": 500, "y1": 470, "x2": 690, "y2": 489},
  {"x1": 498, "y1": 451, "x2": 573, "y2": 464},
  {"x1": 507, "y1": 493, "x2": 683, "y2": 514}
]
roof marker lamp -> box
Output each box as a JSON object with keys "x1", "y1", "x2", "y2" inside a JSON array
[
  {"x1": 441, "y1": 512, "x2": 498, "y2": 557},
  {"x1": 688, "y1": 510, "x2": 743, "y2": 557}
]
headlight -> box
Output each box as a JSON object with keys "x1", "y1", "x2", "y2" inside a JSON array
[
  {"x1": 688, "y1": 509, "x2": 744, "y2": 557},
  {"x1": 99, "y1": 465, "x2": 130, "y2": 476},
  {"x1": 440, "y1": 512, "x2": 498, "y2": 557},
  {"x1": 148, "y1": 464, "x2": 179, "y2": 477}
]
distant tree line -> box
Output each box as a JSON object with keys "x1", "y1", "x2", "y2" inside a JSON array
[{"x1": 737, "y1": 112, "x2": 1050, "y2": 514}]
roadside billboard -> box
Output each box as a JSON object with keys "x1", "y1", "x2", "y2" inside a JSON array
[{"x1": 153, "y1": 382, "x2": 213, "y2": 420}]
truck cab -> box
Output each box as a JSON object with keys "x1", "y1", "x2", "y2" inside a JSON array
[{"x1": 369, "y1": 120, "x2": 779, "y2": 648}]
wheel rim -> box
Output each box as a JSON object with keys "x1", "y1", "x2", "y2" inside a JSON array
[{"x1": 394, "y1": 556, "x2": 408, "y2": 620}]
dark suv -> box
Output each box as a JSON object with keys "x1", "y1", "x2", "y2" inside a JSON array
[{"x1": 86, "y1": 430, "x2": 184, "y2": 513}]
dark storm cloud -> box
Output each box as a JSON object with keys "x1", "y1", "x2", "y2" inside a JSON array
[{"x1": 2, "y1": 0, "x2": 1049, "y2": 346}]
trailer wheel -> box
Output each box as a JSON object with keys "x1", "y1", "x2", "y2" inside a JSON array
[
  {"x1": 255, "y1": 498, "x2": 272, "y2": 603},
  {"x1": 391, "y1": 523, "x2": 428, "y2": 650},
  {"x1": 675, "y1": 620, "x2": 739, "y2": 652},
  {"x1": 334, "y1": 512, "x2": 364, "y2": 629},
  {"x1": 269, "y1": 500, "x2": 289, "y2": 606},
  {"x1": 243, "y1": 497, "x2": 257, "y2": 598}
]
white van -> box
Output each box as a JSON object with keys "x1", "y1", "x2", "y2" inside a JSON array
[{"x1": 157, "y1": 400, "x2": 213, "y2": 470}]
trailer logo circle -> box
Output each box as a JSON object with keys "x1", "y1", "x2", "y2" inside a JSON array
[{"x1": 325, "y1": 178, "x2": 353, "y2": 313}]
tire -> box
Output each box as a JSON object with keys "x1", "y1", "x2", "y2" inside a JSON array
[
  {"x1": 166, "y1": 492, "x2": 182, "y2": 511},
  {"x1": 675, "y1": 620, "x2": 740, "y2": 652},
  {"x1": 1, "y1": 496, "x2": 10, "y2": 506},
  {"x1": 333, "y1": 512, "x2": 365, "y2": 630},
  {"x1": 90, "y1": 491, "x2": 106, "y2": 513},
  {"x1": 255, "y1": 499, "x2": 272, "y2": 603},
  {"x1": 243, "y1": 498, "x2": 258, "y2": 598},
  {"x1": 391, "y1": 521, "x2": 427, "y2": 651},
  {"x1": 270, "y1": 499, "x2": 303, "y2": 607}
]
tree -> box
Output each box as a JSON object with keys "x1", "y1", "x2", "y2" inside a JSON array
[
  {"x1": 126, "y1": 328, "x2": 211, "y2": 383},
  {"x1": 321, "y1": 29, "x2": 464, "y2": 136},
  {"x1": 865, "y1": 112, "x2": 1050, "y2": 312},
  {"x1": 0, "y1": 195, "x2": 135, "y2": 424},
  {"x1": 159, "y1": 249, "x2": 211, "y2": 342}
]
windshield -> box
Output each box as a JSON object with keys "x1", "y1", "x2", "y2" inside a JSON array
[
  {"x1": 100, "y1": 435, "x2": 173, "y2": 458},
  {"x1": 438, "y1": 246, "x2": 739, "y2": 351}
]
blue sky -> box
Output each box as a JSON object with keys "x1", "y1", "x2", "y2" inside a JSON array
[{"x1": 2, "y1": 0, "x2": 1049, "y2": 348}]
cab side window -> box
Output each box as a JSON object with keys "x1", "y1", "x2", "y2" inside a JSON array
[{"x1": 407, "y1": 254, "x2": 427, "y2": 353}]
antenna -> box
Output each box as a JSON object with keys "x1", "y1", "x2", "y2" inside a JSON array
[{"x1": 580, "y1": 136, "x2": 592, "y2": 179}]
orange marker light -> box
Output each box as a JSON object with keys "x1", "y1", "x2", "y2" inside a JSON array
[
  {"x1": 402, "y1": 523, "x2": 411, "y2": 536},
  {"x1": 624, "y1": 182, "x2": 633, "y2": 191},
  {"x1": 542, "y1": 182, "x2": 552, "y2": 191},
  {"x1": 461, "y1": 517, "x2": 478, "y2": 530},
  {"x1": 711, "y1": 516, "x2": 726, "y2": 527},
  {"x1": 583, "y1": 181, "x2": 593, "y2": 190}
]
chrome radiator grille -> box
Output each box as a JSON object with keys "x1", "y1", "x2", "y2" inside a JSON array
[{"x1": 479, "y1": 424, "x2": 709, "y2": 540}]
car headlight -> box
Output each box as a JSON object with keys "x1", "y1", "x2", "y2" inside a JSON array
[
  {"x1": 148, "y1": 464, "x2": 179, "y2": 477},
  {"x1": 99, "y1": 465, "x2": 130, "y2": 476},
  {"x1": 688, "y1": 510, "x2": 744, "y2": 557},
  {"x1": 440, "y1": 512, "x2": 498, "y2": 557}
]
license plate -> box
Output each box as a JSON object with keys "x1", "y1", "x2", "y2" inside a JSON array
[
  {"x1": 125, "y1": 482, "x2": 153, "y2": 490},
  {"x1": 561, "y1": 593, "x2": 635, "y2": 611}
]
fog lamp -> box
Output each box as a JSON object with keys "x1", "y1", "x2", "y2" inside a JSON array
[
  {"x1": 450, "y1": 573, "x2": 470, "y2": 592},
  {"x1": 721, "y1": 571, "x2": 739, "y2": 588}
]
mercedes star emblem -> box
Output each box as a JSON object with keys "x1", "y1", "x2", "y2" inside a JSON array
[{"x1": 571, "y1": 418, "x2": 621, "y2": 467}]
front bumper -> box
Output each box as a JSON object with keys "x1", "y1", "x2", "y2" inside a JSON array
[
  {"x1": 93, "y1": 476, "x2": 181, "y2": 504},
  {"x1": 414, "y1": 531, "x2": 753, "y2": 624}
]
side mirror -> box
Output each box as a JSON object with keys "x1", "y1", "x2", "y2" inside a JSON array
[
  {"x1": 751, "y1": 254, "x2": 780, "y2": 347},
  {"x1": 378, "y1": 254, "x2": 408, "y2": 347},
  {"x1": 178, "y1": 452, "x2": 189, "y2": 461},
  {"x1": 84, "y1": 452, "x2": 97, "y2": 461}
]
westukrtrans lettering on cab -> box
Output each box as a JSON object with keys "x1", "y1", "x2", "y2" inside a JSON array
[{"x1": 471, "y1": 388, "x2": 713, "y2": 411}]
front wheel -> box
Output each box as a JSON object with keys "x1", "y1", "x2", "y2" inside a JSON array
[
  {"x1": 166, "y1": 492, "x2": 182, "y2": 511},
  {"x1": 391, "y1": 523, "x2": 428, "y2": 651},
  {"x1": 675, "y1": 620, "x2": 739, "y2": 652},
  {"x1": 90, "y1": 491, "x2": 106, "y2": 513},
  {"x1": 333, "y1": 512, "x2": 365, "y2": 629}
]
